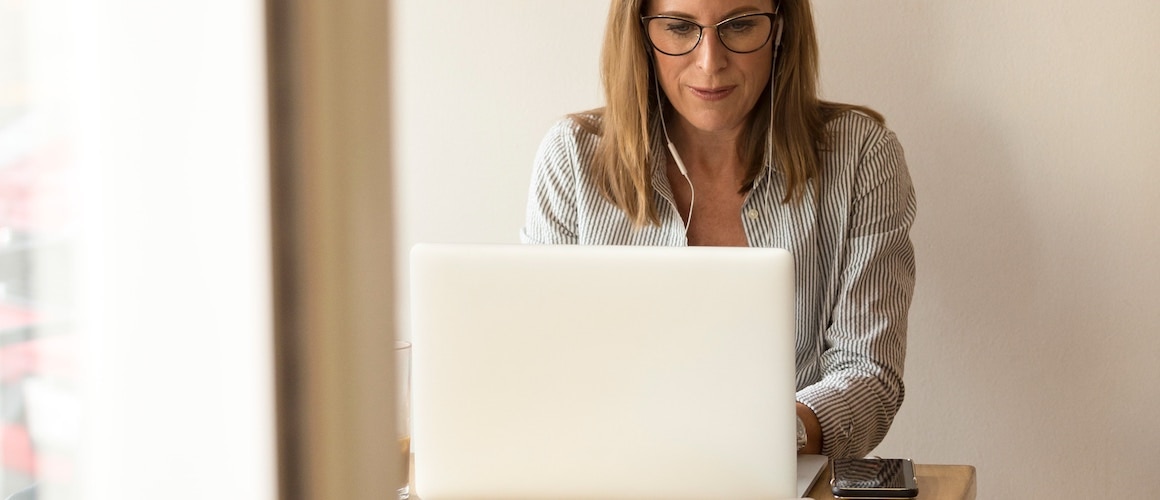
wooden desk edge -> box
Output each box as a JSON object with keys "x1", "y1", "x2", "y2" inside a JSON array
[
  {"x1": 916, "y1": 463, "x2": 976, "y2": 500},
  {"x1": 411, "y1": 457, "x2": 976, "y2": 500},
  {"x1": 809, "y1": 463, "x2": 976, "y2": 500}
]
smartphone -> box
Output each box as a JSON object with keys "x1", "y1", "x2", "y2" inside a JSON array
[{"x1": 830, "y1": 457, "x2": 919, "y2": 499}]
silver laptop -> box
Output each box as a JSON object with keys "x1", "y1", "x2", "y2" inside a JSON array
[{"x1": 409, "y1": 244, "x2": 822, "y2": 499}]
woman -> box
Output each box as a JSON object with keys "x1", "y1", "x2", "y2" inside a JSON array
[{"x1": 521, "y1": 0, "x2": 915, "y2": 459}]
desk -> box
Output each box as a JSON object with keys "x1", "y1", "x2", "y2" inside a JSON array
[
  {"x1": 807, "y1": 464, "x2": 976, "y2": 500},
  {"x1": 409, "y1": 459, "x2": 976, "y2": 500}
]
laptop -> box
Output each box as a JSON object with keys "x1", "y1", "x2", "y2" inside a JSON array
[{"x1": 409, "y1": 244, "x2": 825, "y2": 499}]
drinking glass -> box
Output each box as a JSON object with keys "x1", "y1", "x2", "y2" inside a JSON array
[{"x1": 396, "y1": 341, "x2": 412, "y2": 499}]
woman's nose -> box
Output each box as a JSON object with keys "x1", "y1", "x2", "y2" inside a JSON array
[{"x1": 693, "y1": 29, "x2": 729, "y2": 74}]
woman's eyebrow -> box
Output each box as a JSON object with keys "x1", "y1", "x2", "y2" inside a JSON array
[{"x1": 652, "y1": 7, "x2": 766, "y2": 22}]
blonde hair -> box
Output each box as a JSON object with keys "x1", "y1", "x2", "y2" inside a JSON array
[{"x1": 579, "y1": 0, "x2": 883, "y2": 227}]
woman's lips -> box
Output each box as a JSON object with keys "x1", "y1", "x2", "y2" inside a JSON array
[{"x1": 688, "y1": 86, "x2": 735, "y2": 101}]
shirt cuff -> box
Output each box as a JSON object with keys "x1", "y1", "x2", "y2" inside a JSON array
[{"x1": 796, "y1": 383, "x2": 856, "y2": 458}]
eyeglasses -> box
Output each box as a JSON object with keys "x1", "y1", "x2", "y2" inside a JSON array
[{"x1": 641, "y1": 12, "x2": 777, "y2": 56}]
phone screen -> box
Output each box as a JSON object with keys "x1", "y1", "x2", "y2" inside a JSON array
[{"x1": 831, "y1": 458, "x2": 914, "y2": 490}]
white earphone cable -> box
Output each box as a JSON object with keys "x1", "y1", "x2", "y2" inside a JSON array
[{"x1": 653, "y1": 64, "x2": 695, "y2": 234}]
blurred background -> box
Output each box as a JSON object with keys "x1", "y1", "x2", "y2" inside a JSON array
[{"x1": 1, "y1": 0, "x2": 274, "y2": 498}]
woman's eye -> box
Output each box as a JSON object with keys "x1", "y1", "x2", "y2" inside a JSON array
[
  {"x1": 722, "y1": 20, "x2": 757, "y2": 33},
  {"x1": 664, "y1": 21, "x2": 697, "y2": 35}
]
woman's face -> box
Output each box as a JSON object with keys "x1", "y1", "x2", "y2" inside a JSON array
[{"x1": 644, "y1": 0, "x2": 776, "y2": 138}]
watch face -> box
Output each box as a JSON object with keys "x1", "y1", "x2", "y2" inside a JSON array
[{"x1": 796, "y1": 415, "x2": 807, "y2": 449}]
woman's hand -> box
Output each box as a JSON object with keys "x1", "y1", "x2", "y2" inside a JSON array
[{"x1": 796, "y1": 402, "x2": 823, "y2": 455}]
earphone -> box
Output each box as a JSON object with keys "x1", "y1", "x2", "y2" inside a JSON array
[
  {"x1": 773, "y1": 9, "x2": 784, "y2": 61},
  {"x1": 653, "y1": 62, "x2": 695, "y2": 232},
  {"x1": 651, "y1": 51, "x2": 689, "y2": 179},
  {"x1": 667, "y1": 141, "x2": 690, "y2": 178},
  {"x1": 767, "y1": 10, "x2": 783, "y2": 166}
]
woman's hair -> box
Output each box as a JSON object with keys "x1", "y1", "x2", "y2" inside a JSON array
[{"x1": 580, "y1": 0, "x2": 883, "y2": 227}]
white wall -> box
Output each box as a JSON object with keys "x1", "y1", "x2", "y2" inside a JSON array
[
  {"x1": 813, "y1": 2, "x2": 1160, "y2": 497},
  {"x1": 392, "y1": 1, "x2": 1160, "y2": 497},
  {"x1": 391, "y1": 0, "x2": 608, "y2": 331}
]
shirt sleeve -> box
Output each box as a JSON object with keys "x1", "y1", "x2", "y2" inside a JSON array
[
  {"x1": 520, "y1": 119, "x2": 581, "y2": 245},
  {"x1": 796, "y1": 128, "x2": 917, "y2": 458}
]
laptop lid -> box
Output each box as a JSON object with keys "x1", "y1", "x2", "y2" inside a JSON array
[{"x1": 409, "y1": 244, "x2": 798, "y2": 499}]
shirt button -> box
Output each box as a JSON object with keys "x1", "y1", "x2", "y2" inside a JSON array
[{"x1": 746, "y1": 209, "x2": 760, "y2": 220}]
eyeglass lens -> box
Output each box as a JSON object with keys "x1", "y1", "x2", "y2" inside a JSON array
[{"x1": 645, "y1": 14, "x2": 773, "y2": 56}]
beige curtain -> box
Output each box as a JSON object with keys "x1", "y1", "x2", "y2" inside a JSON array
[{"x1": 266, "y1": 1, "x2": 398, "y2": 498}]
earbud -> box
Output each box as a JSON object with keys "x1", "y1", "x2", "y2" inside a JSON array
[{"x1": 773, "y1": 19, "x2": 784, "y2": 61}]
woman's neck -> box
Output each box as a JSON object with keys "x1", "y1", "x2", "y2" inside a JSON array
[{"x1": 666, "y1": 116, "x2": 748, "y2": 182}]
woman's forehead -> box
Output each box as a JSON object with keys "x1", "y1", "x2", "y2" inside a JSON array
[{"x1": 643, "y1": 0, "x2": 776, "y2": 18}]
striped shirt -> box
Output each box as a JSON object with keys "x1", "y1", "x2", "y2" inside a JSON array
[{"x1": 520, "y1": 110, "x2": 916, "y2": 458}]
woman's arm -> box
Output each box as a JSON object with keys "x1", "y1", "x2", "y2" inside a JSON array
[{"x1": 797, "y1": 127, "x2": 917, "y2": 457}]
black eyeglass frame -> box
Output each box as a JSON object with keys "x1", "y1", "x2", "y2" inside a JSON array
[{"x1": 640, "y1": 12, "x2": 778, "y2": 57}]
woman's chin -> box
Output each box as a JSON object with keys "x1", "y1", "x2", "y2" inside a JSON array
[{"x1": 680, "y1": 115, "x2": 748, "y2": 136}]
